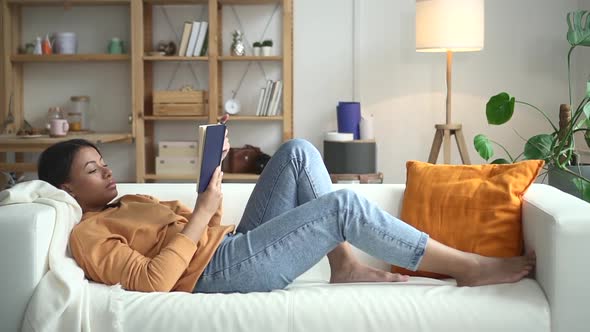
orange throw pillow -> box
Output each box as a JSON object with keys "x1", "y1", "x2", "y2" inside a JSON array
[{"x1": 392, "y1": 160, "x2": 544, "y2": 279}]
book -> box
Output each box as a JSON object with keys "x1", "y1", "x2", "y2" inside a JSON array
[
  {"x1": 186, "y1": 21, "x2": 201, "y2": 57},
  {"x1": 261, "y1": 80, "x2": 274, "y2": 116},
  {"x1": 199, "y1": 32, "x2": 209, "y2": 56},
  {"x1": 196, "y1": 123, "x2": 226, "y2": 193},
  {"x1": 193, "y1": 21, "x2": 208, "y2": 56},
  {"x1": 178, "y1": 21, "x2": 193, "y2": 56},
  {"x1": 255, "y1": 87, "x2": 266, "y2": 116},
  {"x1": 268, "y1": 80, "x2": 283, "y2": 116}
]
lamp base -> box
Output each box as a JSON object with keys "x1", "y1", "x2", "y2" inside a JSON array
[{"x1": 427, "y1": 123, "x2": 471, "y2": 164}]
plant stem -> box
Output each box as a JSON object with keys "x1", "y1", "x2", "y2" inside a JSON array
[
  {"x1": 490, "y1": 139, "x2": 516, "y2": 162},
  {"x1": 568, "y1": 46, "x2": 575, "y2": 106},
  {"x1": 516, "y1": 101, "x2": 558, "y2": 132}
]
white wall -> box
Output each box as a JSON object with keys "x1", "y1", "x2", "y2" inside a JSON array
[{"x1": 16, "y1": 1, "x2": 589, "y2": 184}]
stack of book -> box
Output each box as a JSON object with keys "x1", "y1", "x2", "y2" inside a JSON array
[
  {"x1": 178, "y1": 21, "x2": 209, "y2": 57},
  {"x1": 255, "y1": 80, "x2": 283, "y2": 116}
]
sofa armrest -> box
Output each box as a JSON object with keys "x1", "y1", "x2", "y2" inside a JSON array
[
  {"x1": 522, "y1": 184, "x2": 590, "y2": 332},
  {"x1": 0, "y1": 203, "x2": 55, "y2": 332}
]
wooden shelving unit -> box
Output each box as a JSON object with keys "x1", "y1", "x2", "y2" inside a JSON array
[
  {"x1": 0, "y1": 0, "x2": 293, "y2": 183},
  {"x1": 218, "y1": 55, "x2": 282, "y2": 61},
  {"x1": 0, "y1": 0, "x2": 135, "y2": 174},
  {"x1": 143, "y1": 55, "x2": 208, "y2": 61},
  {"x1": 135, "y1": 0, "x2": 293, "y2": 183},
  {"x1": 10, "y1": 54, "x2": 131, "y2": 62}
]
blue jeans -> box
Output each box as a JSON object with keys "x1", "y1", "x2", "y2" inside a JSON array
[{"x1": 194, "y1": 139, "x2": 428, "y2": 293}]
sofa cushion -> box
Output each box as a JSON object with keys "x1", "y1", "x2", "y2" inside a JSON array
[
  {"x1": 394, "y1": 160, "x2": 543, "y2": 278},
  {"x1": 87, "y1": 278, "x2": 549, "y2": 332}
]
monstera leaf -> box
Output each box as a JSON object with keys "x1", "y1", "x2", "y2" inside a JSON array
[
  {"x1": 567, "y1": 10, "x2": 590, "y2": 46},
  {"x1": 524, "y1": 134, "x2": 554, "y2": 161},
  {"x1": 486, "y1": 93, "x2": 515, "y2": 125},
  {"x1": 474, "y1": 134, "x2": 493, "y2": 161}
]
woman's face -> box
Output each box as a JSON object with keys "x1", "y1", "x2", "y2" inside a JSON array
[{"x1": 61, "y1": 146, "x2": 118, "y2": 212}]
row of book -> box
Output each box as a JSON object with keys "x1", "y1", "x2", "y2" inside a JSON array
[
  {"x1": 178, "y1": 21, "x2": 209, "y2": 57},
  {"x1": 256, "y1": 80, "x2": 283, "y2": 116}
]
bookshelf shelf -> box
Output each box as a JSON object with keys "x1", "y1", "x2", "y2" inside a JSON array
[
  {"x1": 143, "y1": 173, "x2": 259, "y2": 182},
  {"x1": 0, "y1": 133, "x2": 132, "y2": 152},
  {"x1": 11, "y1": 54, "x2": 131, "y2": 62},
  {"x1": 223, "y1": 173, "x2": 260, "y2": 181},
  {"x1": 8, "y1": 0, "x2": 130, "y2": 5},
  {"x1": 218, "y1": 56, "x2": 282, "y2": 61},
  {"x1": 143, "y1": 116, "x2": 209, "y2": 121},
  {"x1": 144, "y1": 0, "x2": 208, "y2": 4},
  {"x1": 223, "y1": 115, "x2": 283, "y2": 121},
  {"x1": 143, "y1": 56, "x2": 209, "y2": 62},
  {"x1": 219, "y1": 0, "x2": 280, "y2": 4}
]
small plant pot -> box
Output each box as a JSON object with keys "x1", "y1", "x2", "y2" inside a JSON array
[
  {"x1": 253, "y1": 47, "x2": 261, "y2": 56},
  {"x1": 261, "y1": 46, "x2": 272, "y2": 56}
]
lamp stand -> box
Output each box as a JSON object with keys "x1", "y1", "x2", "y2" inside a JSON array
[{"x1": 427, "y1": 51, "x2": 471, "y2": 164}]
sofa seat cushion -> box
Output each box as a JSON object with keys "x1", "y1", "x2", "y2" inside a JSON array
[{"x1": 87, "y1": 278, "x2": 549, "y2": 332}]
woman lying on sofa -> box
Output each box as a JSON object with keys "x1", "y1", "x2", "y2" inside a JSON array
[{"x1": 37, "y1": 133, "x2": 535, "y2": 293}]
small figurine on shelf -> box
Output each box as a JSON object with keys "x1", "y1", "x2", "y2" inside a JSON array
[
  {"x1": 230, "y1": 30, "x2": 246, "y2": 56},
  {"x1": 42, "y1": 34, "x2": 53, "y2": 55},
  {"x1": 253, "y1": 41, "x2": 262, "y2": 56},
  {"x1": 157, "y1": 40, "x2": 177, "y2": 56},
  {"x1": 261, "y1": 39, "x2": 273, "y2": 56},
  {"x1": 33, "y1": 36, "x2": 42, "y2": 55}
]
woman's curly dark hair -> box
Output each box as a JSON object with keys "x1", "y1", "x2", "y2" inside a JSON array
[{"x1": 38, "y1": 139, "x2": 100, "y2": 188}]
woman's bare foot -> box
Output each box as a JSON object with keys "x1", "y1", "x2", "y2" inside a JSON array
[
  {"x1": 330, "y1": 261, "x2": 409, "y2": 283},
  {"x1": 455, "y1": 251, "x2": 536, "y2": 287}
]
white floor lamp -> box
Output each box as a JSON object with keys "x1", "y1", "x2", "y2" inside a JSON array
[{"x1": 416, "y1": 0, "x2": 485, "y2": 164}]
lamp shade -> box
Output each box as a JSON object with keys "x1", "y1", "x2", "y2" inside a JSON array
[{"x1": 416, "y1": 0, "x2": 484, "y2": 52}]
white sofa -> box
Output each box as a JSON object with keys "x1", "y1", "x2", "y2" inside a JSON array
[{"x1": 1, "y1": 183, "x2": 589, "y2": 332}]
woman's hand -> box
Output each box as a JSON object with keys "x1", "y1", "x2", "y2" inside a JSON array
[
  {"x1": 183, "y1": 167, "x2": 223, "y2": 242},
  {"x1": 194, "y1": 166, "x2": 223, "y2": 218}
]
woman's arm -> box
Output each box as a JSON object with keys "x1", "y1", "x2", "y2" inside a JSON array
[
  {"x1": 181, "y1": 166, "x2": 224, "y2": 242},
  {"x1": 70, "y1": 229, "x2": 198, "y2": 292}
]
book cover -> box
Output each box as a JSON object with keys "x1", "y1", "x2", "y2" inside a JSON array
[
  {"x1": 193, "y1": 22, "x2": 208, "y2": 56},
  {"x1": 186, "y1": 21, "x2": 201, "y2": 57},
  {"x1": 255, "y1": 87, "x2": 266, "y2": 116},
  {"x1": 261, "y1": 80, "x2": 274, "y2": 116},
  {"x1": 268, "y1": 80, "x2": 283, "y2": 116},
  {"x1": 178, "y1": 21, "x2": 193, "y2": 56},
  {"x1": 196, "y1": 123, "x2": 226, "y2": 193},
  {"x1": 199, "y1": 32, "x2": 209, "y2": 56}
]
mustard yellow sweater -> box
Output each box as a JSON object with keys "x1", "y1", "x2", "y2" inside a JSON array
[{"x1": 69, "y1": 194, "x2": 234, "y2": 292}]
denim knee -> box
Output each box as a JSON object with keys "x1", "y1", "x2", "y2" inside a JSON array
[
  {"x1": 278, "y1": 138, "x2": 321, "y2": 161},
  {"x1": 327, "y1": 188, "x2": 363, "y2": 212}
]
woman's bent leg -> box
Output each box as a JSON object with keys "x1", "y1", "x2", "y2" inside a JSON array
[
  {"x1": 236, "y1": 139, "x2": 332, "y2": 233},
  {"x1": 195, "y1": 189, "x2": 427, "y2": 293},
  {"x1": 234, "y1": 139, "x2": 398, "y2": 283}
]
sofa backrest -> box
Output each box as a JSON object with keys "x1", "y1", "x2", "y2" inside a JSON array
[{"x1": 115, "y1": 183, "x2": 407, "y2": 227}]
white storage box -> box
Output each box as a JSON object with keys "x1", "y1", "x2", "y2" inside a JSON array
[
  {"x1": 158, "y1": 141, "x2": 198, "y2": 158},
  {"x1": 155, "y1": 156, "x2": 198, "y2": 175}
]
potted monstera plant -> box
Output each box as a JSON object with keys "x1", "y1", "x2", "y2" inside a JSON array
[{"x1": 474, "y1": 10, "x2": 590, "y2": 202}]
